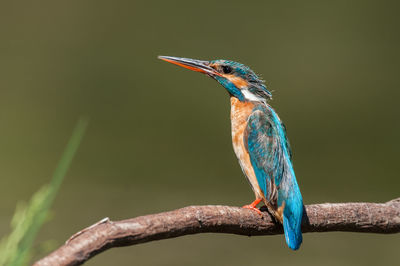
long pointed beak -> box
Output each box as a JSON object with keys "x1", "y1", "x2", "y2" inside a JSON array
[{"x1": 158, "y1": 56, "x2": 221, "y2": 77}]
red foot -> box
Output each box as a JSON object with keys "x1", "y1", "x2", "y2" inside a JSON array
[{"x1": 242, "y1": 199, "x2": 263, "y2": 216}]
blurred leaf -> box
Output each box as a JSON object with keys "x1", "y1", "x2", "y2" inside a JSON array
[{"x1": 0, "y1": 118, "x2": 88, "y2": 266}]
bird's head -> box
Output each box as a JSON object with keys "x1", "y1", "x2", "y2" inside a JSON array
[{"x1": 158, "y1": 56, "x2": 272, "y2": 102}]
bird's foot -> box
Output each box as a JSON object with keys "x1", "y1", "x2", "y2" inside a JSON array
[{"x1": 242, "y1": 199, "x2": 263, "y2": 216}]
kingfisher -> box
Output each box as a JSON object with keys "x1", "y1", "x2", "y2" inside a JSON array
[{"x1": 158, "y1": 56, "x2": 304, "y2": 250}]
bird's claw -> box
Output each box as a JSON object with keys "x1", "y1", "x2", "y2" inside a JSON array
[{"x1": 242, "y1": 205, "x2": 263, "y2": 216}]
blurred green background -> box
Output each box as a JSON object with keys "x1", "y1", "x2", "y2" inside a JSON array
[{"x1": 1, "y1": 0, "x2": 399, "y2": 265}]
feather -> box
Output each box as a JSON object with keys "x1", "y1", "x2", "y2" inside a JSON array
[{"x1": 245, "y1": 103, "x2": 303, "y2": 250}]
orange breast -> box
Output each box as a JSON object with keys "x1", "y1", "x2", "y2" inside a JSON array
[{"x1": 230, "y1": 97, "x2": 264, "y2": 199}]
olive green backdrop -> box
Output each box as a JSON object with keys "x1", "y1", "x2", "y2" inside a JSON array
[{"x1": 1, "y1": 0, "x2": 399, "y2": 265}]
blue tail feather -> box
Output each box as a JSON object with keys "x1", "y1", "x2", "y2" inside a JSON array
[
  {"x1": 281, "y1": 189, "x2": 303, "y2": 250},
  {"x1": 283, "y1": 214, "x2": 302, "y2": 250}
]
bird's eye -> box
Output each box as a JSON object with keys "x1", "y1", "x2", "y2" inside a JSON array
[{"x1": 221, "y1": 65, "x2": 232, "y2": 74}]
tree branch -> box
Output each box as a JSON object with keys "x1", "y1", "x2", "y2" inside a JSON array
[{"x1": 34, "y1": 198, "x2": 400, "y2": 266}]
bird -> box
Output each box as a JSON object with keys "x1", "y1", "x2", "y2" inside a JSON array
[{"x1": 158, "y1": 56, "x2": 304, "y2": 250}]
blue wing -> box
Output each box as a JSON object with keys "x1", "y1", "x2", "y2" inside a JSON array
[{"x1": 245, "y1": 104, "x2": 303, "y2": 250}]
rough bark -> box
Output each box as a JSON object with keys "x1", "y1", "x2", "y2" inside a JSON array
[{"x1": 34, "y1": 198, "x2": 400, "y2": 266}]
